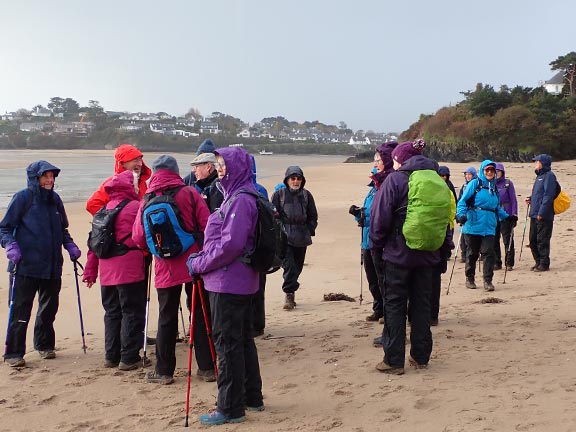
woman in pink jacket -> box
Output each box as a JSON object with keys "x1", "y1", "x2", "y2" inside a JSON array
[
  {"x1": 132, "y1": 155, "x2": 210, "y2": 385},
  {"x1": 82, "y1": 170, "x2": 148, "y2": 371}
]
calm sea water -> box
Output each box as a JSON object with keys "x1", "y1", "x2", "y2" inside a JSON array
[{"x1": 0, "y1": 150, "x2": 345, "y2": 210}]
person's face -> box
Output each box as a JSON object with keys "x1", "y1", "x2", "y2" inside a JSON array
[
  {"x1": 215, "y1": 156, "x2": 226, "y2": 180},
  {"x1": 39, "y1": 171, "x2": 55, "y2": 190},
  {"x1": 464, "y1": 172, "x2": 474, "y2": 182},
  {"x1": 121, "y1": 156, "x2": 143, "y2": 174},
  {"x1": 393, "y1": 160, "x2": 401, "y2": 170},
  {"x1": 287, "y1": 175, "x2": 303, "y2": 190},
  {"x1": 534, "y1": 160, "x2": 543, "y2": 170},
  {"x1": 373, "y1": 153, "x2": 385, "y2": 173},
  {"x1": 193, "y1": 162, "x2": 213, "y2": 180},
  {"x1": 496, "y1": 169, "x2": 503, "y2": 179},
  {"x1": 440, "y1": 174, "x2": 449, "y2": 182},
  {"x1": 483, "y1": 166, "x2": 496, "y2": 180}
]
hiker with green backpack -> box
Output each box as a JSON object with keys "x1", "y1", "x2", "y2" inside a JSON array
[
  {"x1": 370, "y1": 140, "x2": 453, "y2": 374},
  {"x1": 456, "y1": 160, "x2": 516, "y2": 292}
]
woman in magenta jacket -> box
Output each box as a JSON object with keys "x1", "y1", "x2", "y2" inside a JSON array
[{"x1": 83, "y1": 170, "x2": 148, "y2": 370}]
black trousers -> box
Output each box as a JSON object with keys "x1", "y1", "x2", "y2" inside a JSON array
[
  {"x1": 184, "y1": 281, "x2": 215, "y2": 371},
  {"x1": 363, "y1": 249, "x2": 382, "y2": 316},
  {"x1": 101, "y1": 280, "x2": 147, "y2": 364},
  {"x1": 464, "y1": 234, "x2": 495, "y2": 283},
  {"x1": 381, "y1": 263, "x2": 433, "y2": 367},
  {"x1": 155, "y1": 285, "x2": 183, "y2": 376},
  {"x1": 252, "y1": 273, "x2": 267, "y2": 334},
  {"x1": 5, "y1": 276, "x2": 61, "y2": 359},
  {"x1": 529, "y1": 218, "x2": 553, "y2": 268},
  {"x1": 209, "y1": 291, "x2": 263, "y2": 419},
  {"x1": 281, "y1": 245, "x2": 307, "y2": 294},
  {"x1": 494, "y1": 220, "x2": 515, "y2": 267}
]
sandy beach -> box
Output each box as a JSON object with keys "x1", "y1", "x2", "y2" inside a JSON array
[{"x1": 1, "y1": 155, "x2": 575, "y2": 431}]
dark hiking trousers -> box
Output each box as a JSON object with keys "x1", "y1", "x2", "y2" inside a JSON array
[
  {"x1": 184, "y1": 281, "x2": 215, "y2": 371},
  {"x1": 381, "y1": 263, "x2": 433, "y2": 367},
  {"x1": 363, "y1": 249, "x2": 382, "y2": 317},
  {"x1": 459, "y1": 233, "x2": 468, "y2": 260},
  {"x1": 252, "y1": 273, "x2": 267, "y2": 335},
  {"x1": 209, "y1": 291, "x2": 263, "y2": 419},
  {"x1": 529, "y1": 218, "x2": 553, "y2": 268},
  {"x1": 465, "y1": 234, "x2": 496, "y2": 283},
  {"x1": 281, "y1": 245, "x2": 307, "y2": 294},
  {"x1": 5, "y1": 276, "x2": 61, "y2": 359},
  {"x1": 155, "y1": 285, "x2": 182, "y2": 376},
  {"x1": 430, "y1": 265, "x2": 442, "y2": 322},
  {"x1": 101, "y1": 280, "x2": 147, "y2": 364},
  {"x1": 495, "y1": 220, "x2": 515, "y2": 267}
]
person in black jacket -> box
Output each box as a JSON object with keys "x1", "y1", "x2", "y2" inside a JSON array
[
  {"x1": 0, "y1": 160, "x2": 81, "y2": 367},
  {"x1": 189, "y1": 152, "x2": 224, "y2": 212},
  {"x1": 271, "y1": 166, "x2": 318, "y2": 310}
]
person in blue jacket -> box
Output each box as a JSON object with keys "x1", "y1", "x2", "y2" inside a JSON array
[
  {"x1": 457, "y1": 166, "x2": 478, "y2": 262},
  {"x1": 526, "y1": 154, "x2": 556, "y2": 272},
  {"x1": 456, "y1": 160, "x2": 516, "y2": 292},
  {"x1": 0, "y1": 160, "x2": 81, "y2": 367}
]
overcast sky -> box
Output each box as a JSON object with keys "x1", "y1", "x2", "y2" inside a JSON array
[{"x1": 1, "y1": 1, "x2": 573, "y2": 133}]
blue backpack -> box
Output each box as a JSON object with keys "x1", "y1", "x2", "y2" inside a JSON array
[{"x1": 142, "y1": 186, "x2": 203, "y2": 259}]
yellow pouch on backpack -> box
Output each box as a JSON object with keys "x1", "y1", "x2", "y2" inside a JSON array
[{"x1": 554, "y1": 190, "x2": 571, "y2": 214}]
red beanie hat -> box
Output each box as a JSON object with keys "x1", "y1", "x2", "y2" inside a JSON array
[{"x1": 114, "y1": 144, "x2": 143, "y2": 173}]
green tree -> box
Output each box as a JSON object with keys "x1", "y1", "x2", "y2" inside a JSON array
[{"x1": 550, "y1": 52, "x2": 576, "y2": 96}]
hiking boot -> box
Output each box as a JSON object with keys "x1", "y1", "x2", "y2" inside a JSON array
[
  {"x1": 283, "y1": 293, "x2": 296, "y2": 310},
  {"x1": 246, "y1": 405, "x2": 265, "y2": 412},
  {"x1": 145, "y1": 371, "x2": 174, "y2": 385},
  {"x1": 378, "y1": 317, "x2": 385, "y2": 324},
  {"x1": 118, "y1": 357, "x2": 152, "y2": 371},
  {"x1": 465, "y1": 278, "x2": 477, "y2": 289},
  {"x1": 38, "y1": 350, "x2": 56, "y2": 359},
  {"x1": 366, "y1": 312, "x2": 383, "y2": 322},
  {"x1": 375, "y1": 361, "x2": 404, "y2": 375},
  {"x1": 199, "y1": 411, "x2": 246, "y2": 426},
  {"x1": 373, "y1": 336, "x2": 383, "y2": 347},
  {"x1": 104, "y1": 359, "x2": 119, "y2": 368},
  {"x1": 408, "y1": 356, "x2": 428, "y2": 369},
  {"x1": 6, "y1": 357, "x2": 25, "y2": 368},
  {"x1": 484, "y1": 281, "x2": 495, "y2": 292},
  {"x1": 506, "y1": 266, "x2": 514, "y2": 271},
  {"x1": 493, "y1": 264, "x2": 502, "y2": 271},
  {"x1": 146, "y1": 336, "x2": 156, "y2": 346},
  {"x1": 196, "y1": 368, "x2": 217, "y2": 382},
  {"x1": 530, "y1": 264, "x2": 538, "y2": 271},
  {"x1": 533, "y1": 265, "x2": 549, "y2": 272}
]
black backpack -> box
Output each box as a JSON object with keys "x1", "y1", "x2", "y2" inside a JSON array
[
  {"x1": 88, "y1": 199, "x2": 136, "y2": 259},
  {"x1": 223, "y1": 190, "x2": 287, "y2": 274}
]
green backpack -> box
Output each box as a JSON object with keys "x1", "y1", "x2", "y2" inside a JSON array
[{"x1": 402, "y1": 170, "x2": 452, "y2": 251}]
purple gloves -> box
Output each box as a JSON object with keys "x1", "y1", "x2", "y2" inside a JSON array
[
  {"x1": 64, "y1": 242, "x2": 81, "y2": 261},
  {"x1": 6, "y1": 242, "x2": 22, "y2": 264}
]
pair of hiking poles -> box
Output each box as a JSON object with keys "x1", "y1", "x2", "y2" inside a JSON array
[{"x1": 4, "y1": 260, "x2": 87, "y2": 361}]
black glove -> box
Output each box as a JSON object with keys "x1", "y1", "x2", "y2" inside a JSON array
[
  {"x1": 348, "y1": 205, "x2": 362, "y2": 217},
  {"x1": 457, "y1": 215, "x2": 467, "y2": 225},
  {"x1": 507, "y1": 215, "x2": 518, "y2": 227}
]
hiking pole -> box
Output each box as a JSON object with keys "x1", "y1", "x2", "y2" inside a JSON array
[
  {"x1": 184, "y1": 279, "x2": 198, "y2": 427},
  {"x1": 198, "y1": 279, "x2": 217, "y2": 377},
  {"x1": 4, "y1": 265, "x2": 17, "y2": 359},
  {"x1": 358, "y1": 210, "x2": 365, "y2": 305},
  {"x1": 503, "y1": 229, "x2": 514, "y2": 284},
  {"x1": 445, "y1": 229, "x2": 462, "y2": 295},
  {"x1": 518, "y1": 204, "x2": 530, "y2": 262},
  {"x1": 73, "y1": 260, "x2": 87, "y2": 354},
  {"x1": 142, "y1": 258, "x2": 152, "y2": 367}
]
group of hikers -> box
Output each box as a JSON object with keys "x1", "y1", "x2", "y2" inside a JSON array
[
  {"x1": 0, "y1": 140, "x2": 318, "y2": 426},
  {"x1": 349, "y1": 141, "x2": 561, "y2": 375},
  {"x1": 0, "y1": 138, "x2": 563, "y2": 424}
]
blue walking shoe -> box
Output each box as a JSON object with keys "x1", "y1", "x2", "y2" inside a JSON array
[{"x1": 199, "y1": 411, "x2": 246, "y2": 426}]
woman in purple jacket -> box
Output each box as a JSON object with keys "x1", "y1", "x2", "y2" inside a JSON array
[
  {"x1": 187, "y1": 147, "x2": 263, "y2": 426},
  {"x1": 494, "y1": 163, "x2": 518, "y2": 271}
]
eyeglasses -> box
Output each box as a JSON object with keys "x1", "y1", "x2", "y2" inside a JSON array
[
  {"x1": 373, "y1": 158, "x2": 383, "y2": 164},
  {"x1": 484, "y1": 167, "x2": 495, "y2": 172}
]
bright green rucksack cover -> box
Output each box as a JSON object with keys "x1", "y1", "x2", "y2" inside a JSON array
[{"x1": 402, "y1": 170, "x2": 452, "y2": 251}]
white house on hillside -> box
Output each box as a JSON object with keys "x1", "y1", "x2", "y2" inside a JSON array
[
  {"x1": 349, "y1": 136, "x2": 371, "y2": 145},
  {"x1": 544, "y1": 71, "x2": 565, "y2": 95}
]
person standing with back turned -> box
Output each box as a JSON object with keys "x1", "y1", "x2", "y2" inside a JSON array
[{"x1": 271, "y1": 166, "x2": 318, "y2": 311}]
